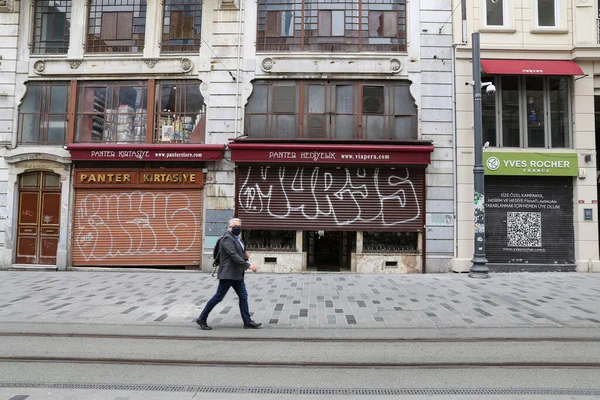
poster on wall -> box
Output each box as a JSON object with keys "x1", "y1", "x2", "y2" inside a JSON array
[{"x1": 485, "y1": 176, "x2": 575, "y2": 265}]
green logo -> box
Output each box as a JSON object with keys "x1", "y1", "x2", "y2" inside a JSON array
[{"x1": 483, "y1": 152, "x2": 578, "y2": 176}]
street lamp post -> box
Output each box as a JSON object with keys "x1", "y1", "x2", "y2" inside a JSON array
[{"x1": 469, "y1": 32, "x2": 490, "y2": 279}]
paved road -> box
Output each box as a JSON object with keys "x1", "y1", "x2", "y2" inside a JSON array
[{"x1": 1, "y1": 271, "x2": 600, "y2": 399}]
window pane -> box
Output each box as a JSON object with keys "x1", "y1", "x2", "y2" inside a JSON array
[
  {"x1": 162, "y1": 0, "x2": 202, "y2": 52},
  {"x1": 48, "y1": 115, "x2": 67, "y2": 144},
  {"x1": 383, "y1": 12, "x2": 398, "y2": 37},
  {"x1": 318, "y1": 11, "x2": 332, "y2": 36},
  {"x1": 538, "y1": 0, "x2": 556, "y2": 26},
  {"x1": 334, "y1": 115, "x2": 355, "y2": 139},
  {"x1": 486, "y1": 0, "x2": 504, "y2": 26},
  {"x1": 501, "y1": 76, "x2": 520, "y2": 147},
  {"x1": 248, "y1": 115, "x2": 267, "y2": 138},
  {"x1": 21, "y1": 173, "x2": 40, "y2": 188},
  {"x1": 363, "y1": 86, "x2": 385, "y2": 114},
  {"x1": 33, "y1": 1, "x2": 71, "y2": 54},
  {"x1": 246, "y1": 85, "x2": 267, "y2": 113},
  {"x1": 306, "y1": 115, "x2": 327, "y2": 138},
  {"x1": 394, "y1": 116, "x2": 414, "y2": 140},
  {"x1": 276, "y1": 115, "x2": 296, "y2": 138},
  {"x1": 363, "y1": 232, "x2": 418, "y2": 252},
  {"x1": 20, "y1": 115, "x2": 41, "y2": 143},
  {"x1": 49, "y1": 85, "x2": 68, "y2": 113},
  {"x1": 336, "y1": 86, "x2": 353, "y2": 113},
  {"x1": 369, "y1": 11, "x2": 383, "y2": 37},
  {"x1": 88, "y1": 0, "x2": 146, "y2": 53},
  {"x1": 549, "y1": 77, "x2": 569, "y2": 148},
  {"x1": 44, "y1": 174, "x2": 61, "y2": 188},
  {"x1": 482, "y1": 76, "x2": 497, "y2": 147},
  {"x1": 308, "y1": 86, "x2": 325, "y2": 113},
  {"x1": 332, "y1": 11, "x2": 345, "y2": 36},
  {"x1": 364, "y1": 115, "x2": 385, "y2": 139},
  {"x1": 394, "y1": 85, "x2": 414, "y2": 115},
  {"x1": 281, "y1": 11, "x2": 294, "y2": 37},
  {"x1": 20, "y1": 86, "x2": 41, "y2": 113},
  {"x1": 526, "y1": 76, "x2": 545, "y2": 148},
  {"x1": 272, "y1": 86, "x2": 296, "y2": 113}
]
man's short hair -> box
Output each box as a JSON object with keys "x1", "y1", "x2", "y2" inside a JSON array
[{"x1": 228, "y1": 218, "x2": 242, "y2": 228}]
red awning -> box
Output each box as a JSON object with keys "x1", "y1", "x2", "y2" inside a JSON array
[
  {"x1": 481, "y1": 59, "x2": 584, "y2": 76},
  {"x1": 229, "y1": 142, "x2": 434, "y2": 165},
  {"x1": 67, "y1": 143, "x2": 225, "y2": 161}
]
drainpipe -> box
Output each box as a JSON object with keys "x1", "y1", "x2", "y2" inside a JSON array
[
  {"x1": 452, "y1": 45, "x2": 458, "y2": 259},
  {"x1": 234, "y1": 0, "x2": 244, "y2": 138}
]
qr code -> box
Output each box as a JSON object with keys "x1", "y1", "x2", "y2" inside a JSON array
[{"x1": 507, "y1": 212, "x2": 542, "y2": 248}]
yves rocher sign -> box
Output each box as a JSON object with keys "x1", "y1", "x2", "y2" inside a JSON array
[{"x1": 67, "y1": 144, "x2": 225, "y2": 162}]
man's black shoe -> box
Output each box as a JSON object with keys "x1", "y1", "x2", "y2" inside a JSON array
[
  {"x1": 196, "y1": 319, "x2": 212, "y2": 330},
  {"x1": 243, "y1": 321, "x2": 262, "y2": 329}
]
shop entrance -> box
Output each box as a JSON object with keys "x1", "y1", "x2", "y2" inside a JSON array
[
  {"x1": 305, "y1": 231, "x2": 354, "y2": 272},
  {"x1": 16, "y1": 171, "x2": 61, "y2": 265}
]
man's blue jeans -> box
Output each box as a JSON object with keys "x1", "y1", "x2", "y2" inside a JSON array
[{"x1": 198, "y1": 279, "x2": 251, "y2": 325}]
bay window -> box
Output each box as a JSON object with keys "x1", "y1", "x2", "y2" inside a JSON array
[
  {"x1": 245, "y1": 80, "x2": 417, "y2": 140},
  {"x1": 18, "y1": 81, "x2": 70, "y2": 145},
  {"x1": 257, "y1": 0, "x2": 406, "y2": 52},
  {"x1": 482, "y1": 76, "x2": 571, "y2": 149}
]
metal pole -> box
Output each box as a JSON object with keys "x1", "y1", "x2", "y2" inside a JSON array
[{"x1": 469, "y1": 32, "x2": 490, "y2": 279}]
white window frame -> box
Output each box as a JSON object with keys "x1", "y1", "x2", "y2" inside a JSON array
[
  {"x1": 534, "y1": 0, "x2": 559, "y2": 28},
  {"x1": 482, "y1": 0, "x2": 508, "y2": 27}
]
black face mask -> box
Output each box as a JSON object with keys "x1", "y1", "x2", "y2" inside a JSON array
[{"x1": 231, "y1": 226, "x2": 242, "y2": 236}]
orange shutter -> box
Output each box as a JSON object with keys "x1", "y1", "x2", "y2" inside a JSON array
[{"x1": 73, "y1": 189, "x2": 202, "y2": 266}]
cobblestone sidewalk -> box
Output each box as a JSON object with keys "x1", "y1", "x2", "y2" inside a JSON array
[{"x1": 1, "y1": 271, "x2": 599, "y2": 329}]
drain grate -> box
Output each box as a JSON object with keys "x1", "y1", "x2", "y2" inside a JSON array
[{"x1": 0, "y1": 382, "x2": 599, "y2": 396}]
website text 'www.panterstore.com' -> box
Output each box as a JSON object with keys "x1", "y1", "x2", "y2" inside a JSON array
[
  {"x1": 154, "y1": 152, "x2": 203, "y2": 158},
  {"x1": 341, "y1": 154, "x2": 390, "y2": 160}
]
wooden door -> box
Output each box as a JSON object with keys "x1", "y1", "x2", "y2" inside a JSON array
[{"x1": 16, "y1": 172, "x2": 61, "y2": 264}]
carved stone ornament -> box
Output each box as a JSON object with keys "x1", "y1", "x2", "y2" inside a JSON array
[
  {"x1": 181, "y1": 58, "x2": 193, "y2": 73},
  {"x1": 390, "y1": 58, "x2": 402, "y2": 73},
  {"x1": 33, "y1": 60, "x2": 46, "y2": 74},
  {"x1": 69, "y1": 59, "x2": 83, "y2": 69},
  {"x1": 219, "y1": 0, "x2": 238, "y2": 9},
  {"x1": 261, "y1": 58, "x2": 274, "y2": 72},
  {"x1": 144, "y1": 59, "x2": 159, "y2": 68}
]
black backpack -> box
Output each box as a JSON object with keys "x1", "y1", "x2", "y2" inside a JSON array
[{"x1": 211, "y1": 234, "x2": 225, "y2": 277}]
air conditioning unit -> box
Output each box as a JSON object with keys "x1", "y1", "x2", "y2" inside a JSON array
[{"x1": 363, "y1": 86, "x2": 384, "y2": 114}]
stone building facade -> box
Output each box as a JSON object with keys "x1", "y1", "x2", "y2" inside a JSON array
[{"x1": 0, "y1": 0, "x2": 455, "y2": 273}]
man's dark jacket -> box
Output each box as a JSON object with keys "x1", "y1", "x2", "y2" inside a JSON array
[{"x1": 217, "y1": 231, "x2": 250, "y2": 281}]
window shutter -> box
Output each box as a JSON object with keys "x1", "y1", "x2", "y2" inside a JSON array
[{"x1": 272, "y1": 86, "x2": 296, "y2": 113}]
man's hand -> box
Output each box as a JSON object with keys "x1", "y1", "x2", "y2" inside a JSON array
[{"x1": 249, "y1": 265, "x2": 257, "y2": 273}]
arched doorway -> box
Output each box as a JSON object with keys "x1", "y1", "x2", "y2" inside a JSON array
[{"x1": 16, "y1": 171, "x2": 61, "y2": 264}]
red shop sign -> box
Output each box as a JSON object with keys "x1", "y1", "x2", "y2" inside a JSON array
[{"x1": 67, "y1": 144, "x2": 225, "y2": 162}]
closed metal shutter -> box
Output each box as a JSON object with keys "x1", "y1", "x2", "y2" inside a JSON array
[
  {"x1": 485, "y1": 176, "x2": 574, "y2": 265},
  {"x1": 236, "y1": 166, "x2": 425, "y2": 232},
  {"x1": 73, "y1": 189, "x2": 202, "y2": 266}
]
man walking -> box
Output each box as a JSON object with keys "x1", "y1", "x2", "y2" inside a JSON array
[{"x1": 196, "y1": 218, "x2": 262, "y2": 330}]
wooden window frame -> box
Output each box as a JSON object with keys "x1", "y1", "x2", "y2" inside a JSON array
[
  {"x1": 257, "y1": 0, "x2": 406, "y2": 52},
  {"x1": 162, "y1": 0, "x2": 202, "y2": 53},
  {"x1": 245, "y1": 81, "x2": 417, "y2": 140},
  {"x1": 86, "y1": 0, "x2": 146, "y2": 53},
  {"x1": 18, "y1": 81, "x2": 70, "y2": 145},
  {"x1": 32, "y1": 0, "x2": 72, "y2": 55},
  {"x1": 74, "y1": 80, "x2": 149, "y2": 143},
  {"x1": 154, "y1": 80, "x2": 206, "y2": 144}
]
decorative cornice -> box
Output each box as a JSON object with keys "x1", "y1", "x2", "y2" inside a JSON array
[{"x1": 3, "y1": 152, "x2": 71, "y2": 165}]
